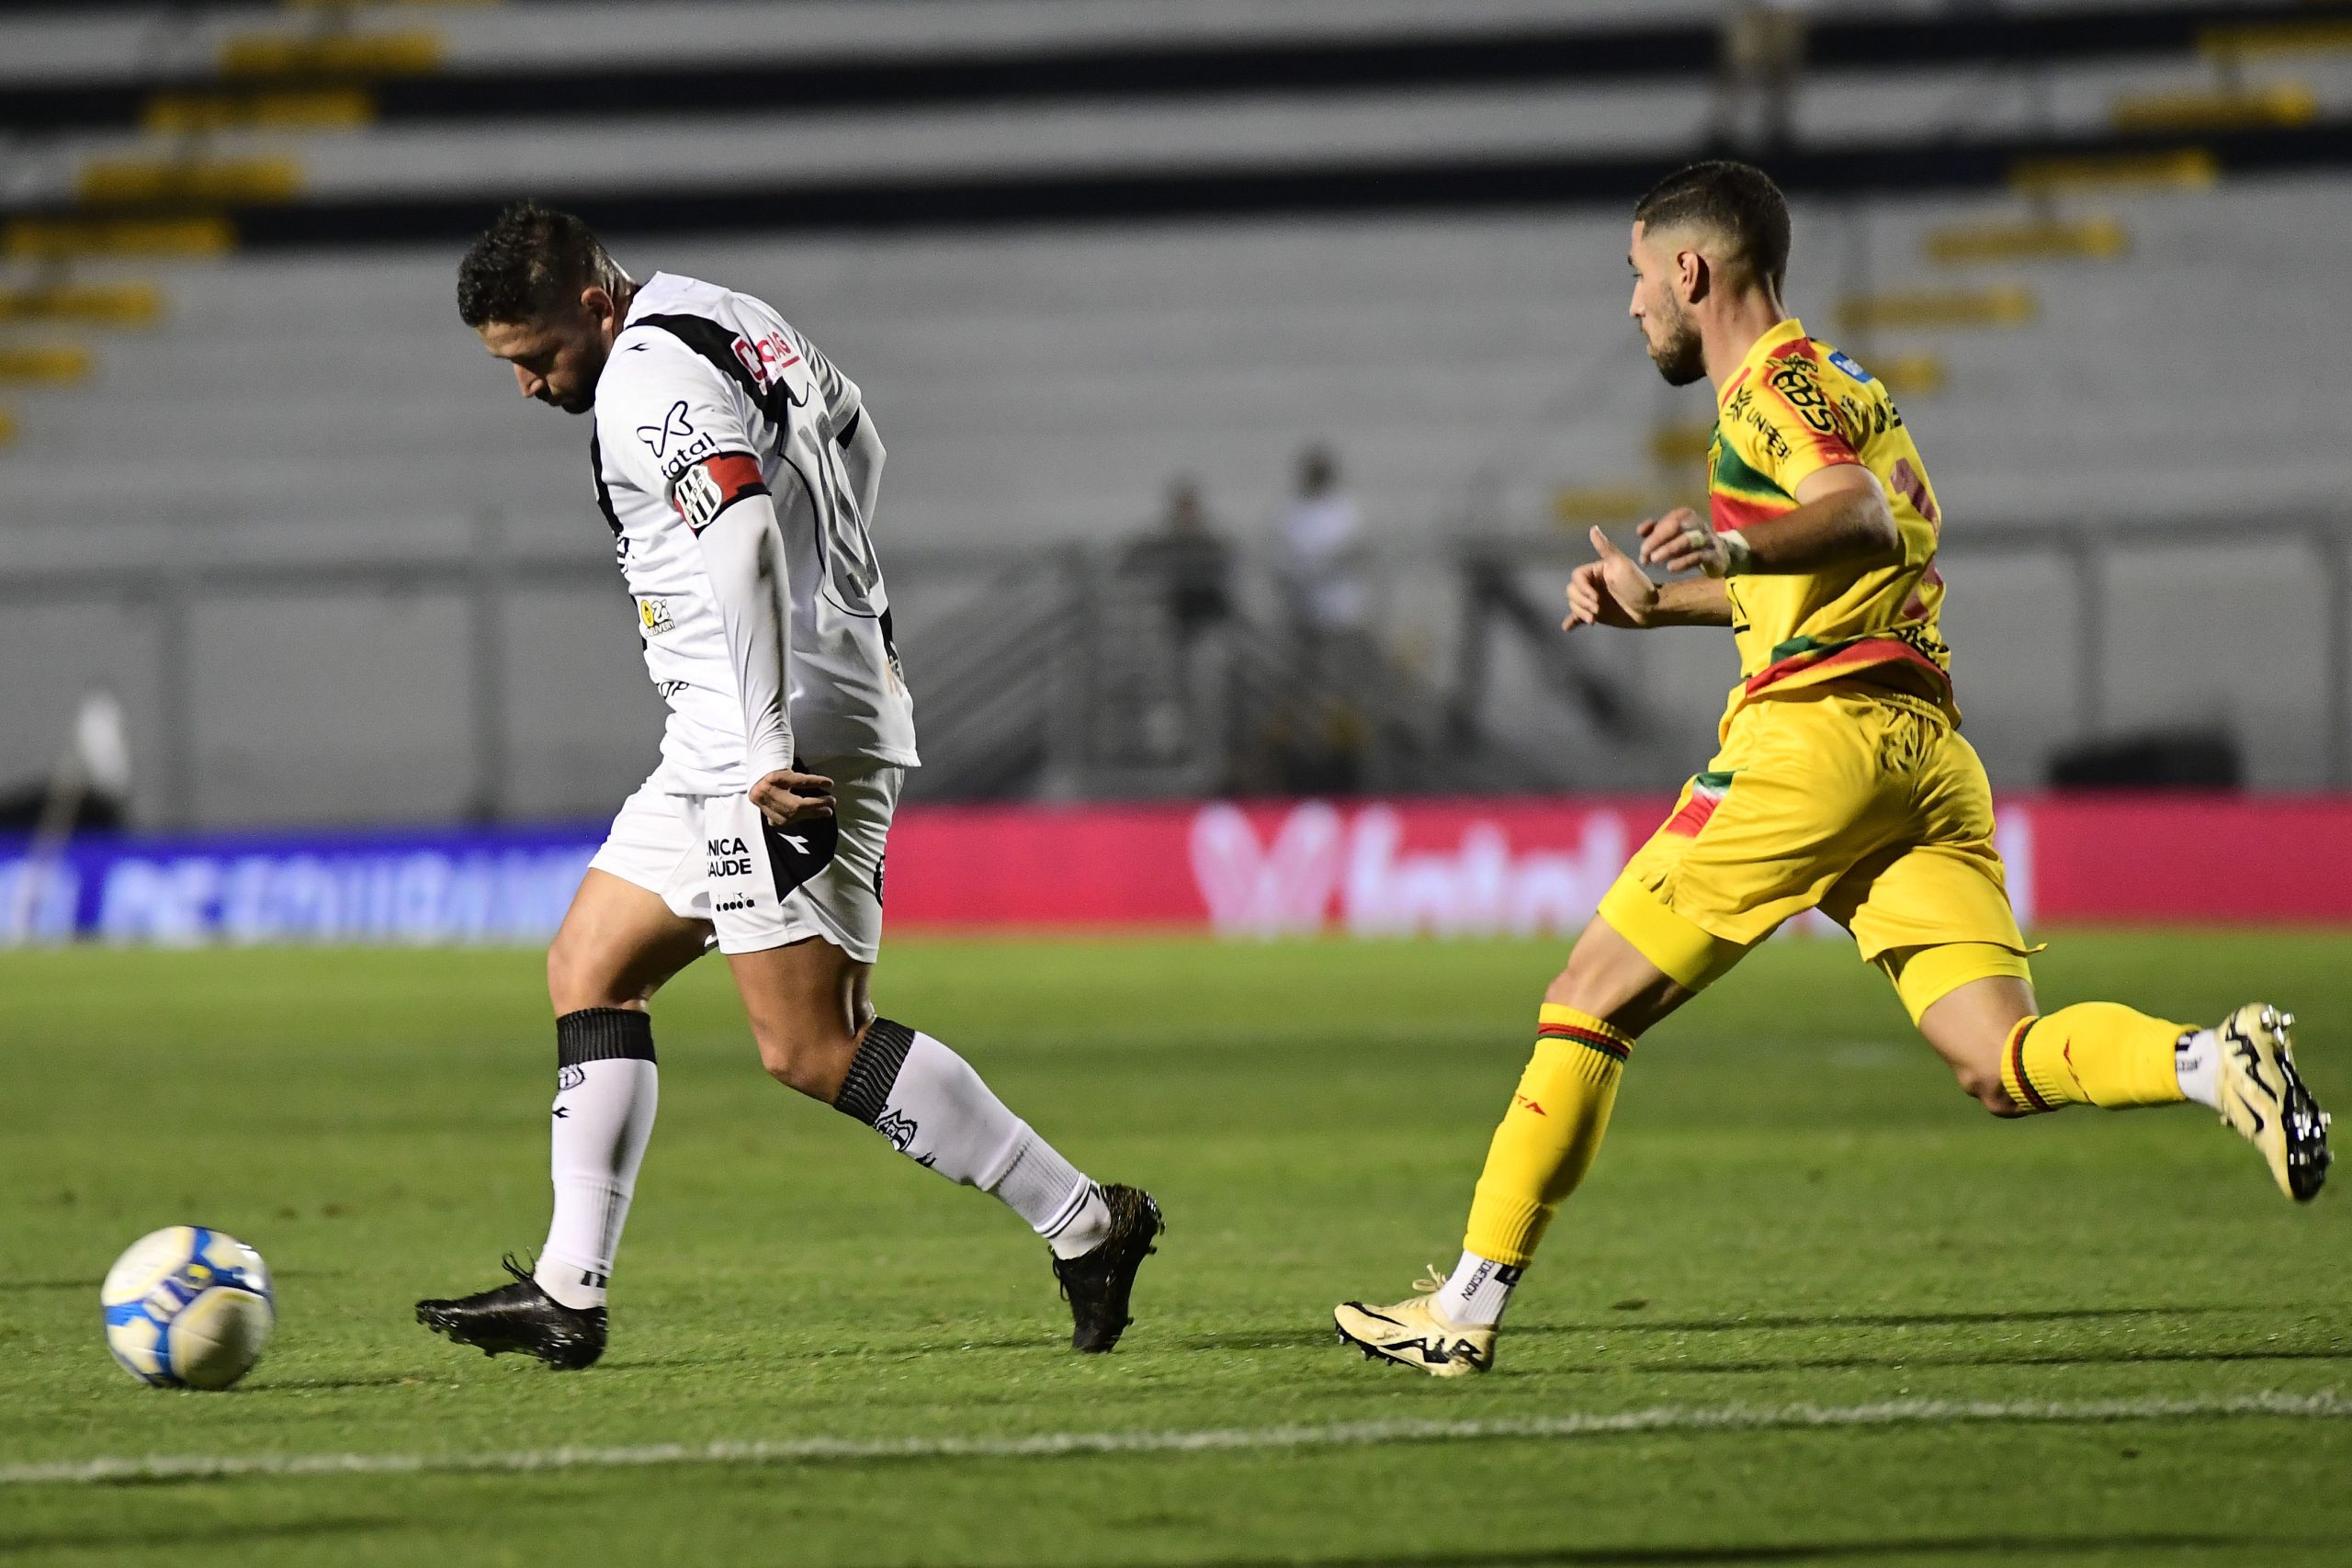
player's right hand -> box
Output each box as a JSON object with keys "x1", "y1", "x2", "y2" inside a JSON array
[
  {"x1": 748, "y1": 768, "x2": 835, "y2": 827},
  {"x1": 1563, "y1": 526, "x2": 1661, "y2": 630}
]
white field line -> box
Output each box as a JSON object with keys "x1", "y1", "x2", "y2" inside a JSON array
[{"x1": 6, "y1": 1389, "x2": 2346, "y2": 1487}]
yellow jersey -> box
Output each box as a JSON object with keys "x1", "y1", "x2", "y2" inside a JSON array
[{"x1": 1708, "y1": 317, "x2": 1954, "y2": 733}]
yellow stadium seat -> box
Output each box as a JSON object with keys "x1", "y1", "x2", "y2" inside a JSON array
[
  {"x1": 1924, "y1": 216, "x2": 2130, "y2": 265},
  {"x1": 2199, "y1": 18, "x2": 2352, "y2": 61},
  {"x1": 78, "y1": 158, "x2": 304, "y2": 206},
  {"x1": 219, "y1": 30, "x2": 445, "y2": 76},
  {"x1": 4, "y1": 218, "x2": 234, "y2": 260},
  {"x1": 1551, "y1": 485, "x2": 1655, "y2": 526},
  {"x1": 2010, "y1": 149, "x2": 2218, "y2": 194},
  {"x1": 1836, "y1": 286, "x2": 2036, "y2": 333},
  {"x1": 142, "y1": 90, "x2": 374, "y2": 132},
  {"x1": 1871, "y1": 353, "x2": 1948, "y2": 399},
  {"x1": 0, "y1": 284, "x2": 164, "y2": 327},
  {"x1": 1647, "y1": 423, "x2": 1714, "y2": 467},
  {"x1": 2110, "y1": 84, "x2": 2318, "y2": 132},
  {"x1": 0, "y1": 344, "x2": 94, "y2": 385}
]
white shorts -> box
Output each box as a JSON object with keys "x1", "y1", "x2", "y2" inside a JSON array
[{"x1": 587, "y1": 761, "x2": 901, "y2": 960}]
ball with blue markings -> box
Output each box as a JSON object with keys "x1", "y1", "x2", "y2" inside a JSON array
[{"x1": 101, "y1": 1226, "x2": 274, "y2": 1390}]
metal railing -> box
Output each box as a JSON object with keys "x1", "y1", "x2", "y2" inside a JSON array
[{"x1": 2, "y1": 507, "x2": 2346, "y2": 827}]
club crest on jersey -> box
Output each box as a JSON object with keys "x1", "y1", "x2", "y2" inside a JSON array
[{"x1": 669, "y1": 452, "x2": 768, "y2": 535}]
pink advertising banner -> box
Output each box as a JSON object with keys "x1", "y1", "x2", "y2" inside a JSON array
[{"x1": 886, "y1": 795, "x2": 2352, "y2": 935}]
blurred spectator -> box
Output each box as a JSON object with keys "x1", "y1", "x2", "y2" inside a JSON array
[
  {"x1": 0, "y1": 688, "x2": 132, "y2": 833},
  {"x1": 1123, "y1": 476, "x2": 1234, "y2": 643},
  {"x1": 1272, "y1": 446, "x2": 1377, "y2": 795},
  {"x1": 1276, "y1": 445, "x2": 1372, "y2": 640}
]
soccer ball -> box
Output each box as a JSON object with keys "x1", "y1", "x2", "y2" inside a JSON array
[{"x1": 101, "y1": 1226, "x2": 274, "y2": 1390}]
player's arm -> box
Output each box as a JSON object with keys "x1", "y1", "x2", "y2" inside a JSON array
[
  {"x1": 1564, "y1": 525, "x2": 1734, "y2": 630},
  {"x1": 692, "y1": 470, "x2": 835, "y2": 827},
  {"x1": 1640, "y1": 467, "x2": 1899, "y2": 578},
  {"x1": 836, "y1": 406, "x2": 886, "y2": 529}
]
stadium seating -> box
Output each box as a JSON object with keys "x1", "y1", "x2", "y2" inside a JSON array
[{"x1": 2, "y1": 1, "x2": 2347, "y2": 822}]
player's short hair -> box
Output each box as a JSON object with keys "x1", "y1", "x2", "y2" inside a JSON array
[
  {"x1": 1633, "y1": 161, "x2": 1792, "y2": 293},
  {"x1": 456, "y1": 200, "x2": 628, "y2": 327}
]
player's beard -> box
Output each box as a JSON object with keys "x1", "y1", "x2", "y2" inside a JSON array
[{"x1": 1645, "y1": 301, "x2": 1706, "y2": 388}]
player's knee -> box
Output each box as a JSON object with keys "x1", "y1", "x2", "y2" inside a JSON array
[
  {"x1": 1950, "y1": 1056, "x2": 2020, "y2": 1117},
  {"x1": 546, "y1": 933, "x2": 628, "y2": 1014},
  {"x1": 753, "y1": 1021, "x2": 857, "y2": 1100}
]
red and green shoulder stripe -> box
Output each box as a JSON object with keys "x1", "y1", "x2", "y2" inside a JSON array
[{"x1": 1709, "y1": 432, "x2": 1798, "y2": 535}]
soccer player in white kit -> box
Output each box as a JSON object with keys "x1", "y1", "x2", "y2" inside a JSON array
[{"x1": 416, "y1": 203, "x2": 1161, "y2": 1369}]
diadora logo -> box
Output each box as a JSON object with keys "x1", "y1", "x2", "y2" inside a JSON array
[
  {"x1": 731, "y1": 331, "x2": 804, "y2": 395},
  {"x1": 874, "y1": 1107, "x2": 919, "y2": 1154}
]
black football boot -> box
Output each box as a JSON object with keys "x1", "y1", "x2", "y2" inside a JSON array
[
  {"x1": 415, "y1": 1255, "x2": 606, "y2": 1371},
  {"x1": 1050, "y1": 1184, "x2": 1164, "y2": 1353}
]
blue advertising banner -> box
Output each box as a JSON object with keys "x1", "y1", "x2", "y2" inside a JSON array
[{"x1": 0, "y1": 826, "x2": 601, "y2": 947}]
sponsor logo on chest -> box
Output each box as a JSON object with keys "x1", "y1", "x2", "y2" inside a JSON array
[{"x1": 637, "y1": 398, "x2": 718, "y2": 480}]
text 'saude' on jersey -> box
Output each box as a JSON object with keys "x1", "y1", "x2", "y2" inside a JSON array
[
  {"x1": 1708, "y1": 317, "x2": 1957, "y2": 735},
  {"x1": 590, "y1": 272, "x2": 917, "y2": 795}
]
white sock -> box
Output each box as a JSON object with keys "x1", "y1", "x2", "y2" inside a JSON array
[
  {"x1": 837, "y1": 1020, "x2": 1111, "y2": 1258},
  {"x1": 1436, "y1": 1250, "x2": 1522, "y2": 1328},
  {"x1": 2174, "y1": 1027, "x2": 2222, "y2": 1111},
  {"x1": 536, "y1": 1010, "x2": 660, "y2": 1311}
]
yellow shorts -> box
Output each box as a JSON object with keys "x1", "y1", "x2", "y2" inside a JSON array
[{"x1": 1597, "y1": 685, "x2": 2034, "y2": 1021}]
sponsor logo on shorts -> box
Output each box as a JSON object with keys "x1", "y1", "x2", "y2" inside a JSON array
[{"x1": 706, "y1": 835, "x2": 754, "y2": 880}]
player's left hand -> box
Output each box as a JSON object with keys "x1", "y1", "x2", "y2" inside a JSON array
[
  {"x1": 748, "y1": 767, "x2": 835, "y2": 828},
  {"x1": 1638, "y1": 507, "x2": 1745, "y2": 578}
]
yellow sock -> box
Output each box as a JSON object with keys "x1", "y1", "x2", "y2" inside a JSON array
[
  {"x1": 1999, "y1": 1002, "x2": 2191, "y2": 1113},
  {"x1": 1461, "y1": 1005, "x2": 1631, "y2": 1267}
]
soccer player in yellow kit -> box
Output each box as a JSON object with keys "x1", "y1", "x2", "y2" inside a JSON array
[{"x1": 1334, "y1": 160, "x2": 2333, "y2": 1377}]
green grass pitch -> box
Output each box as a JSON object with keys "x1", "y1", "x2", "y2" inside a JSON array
[{"x1": 3, "y1": 931, "x2": 2347, "y2": 1566}]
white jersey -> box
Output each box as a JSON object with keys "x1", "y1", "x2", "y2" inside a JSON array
[{"x1": 591, "y1": 272, "x2": 917, "y2": 795}]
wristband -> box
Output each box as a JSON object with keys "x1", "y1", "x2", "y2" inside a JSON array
[{"x1": 1718, "y1": 532, "x2": 1754, "y2": 578}]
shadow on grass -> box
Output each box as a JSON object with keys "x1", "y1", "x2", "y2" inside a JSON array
[
  {"x1": 1171, "y1": 1534, "x2": 2271, "y2": 1566},
  {"x1": 1177, "y1": 1305, "x2": 2266, "y2": 1356}
]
